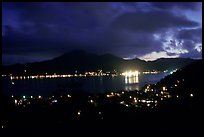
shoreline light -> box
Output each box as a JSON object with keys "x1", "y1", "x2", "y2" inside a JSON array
[{"x1": 122, "y1": 70, "x2": 139, "y2": 77}]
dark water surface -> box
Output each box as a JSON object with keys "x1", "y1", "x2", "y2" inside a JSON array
[{"x1": 2, "y1": 73, "x2": 169, "y2": 97}]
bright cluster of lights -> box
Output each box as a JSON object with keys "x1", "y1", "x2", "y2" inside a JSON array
[{"x1": 122, "y1": 71, "x2": 139, "y2": 77}]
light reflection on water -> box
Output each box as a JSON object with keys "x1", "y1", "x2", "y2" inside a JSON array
[
  {"x1": 124, "y1": 76, "x2": 139, "y2": 84},
  {"x1": 2, "y1": 73, "x2": 169, "y2": 96}
]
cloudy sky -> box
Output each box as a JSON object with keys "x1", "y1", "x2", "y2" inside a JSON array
[{"x1": 2, "y1": 2, "x2": 202, "y2": 65}]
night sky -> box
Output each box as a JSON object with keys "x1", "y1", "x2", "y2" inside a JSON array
[{"x1": 2, "y1": 2, "x2": 202, "y2": 65}]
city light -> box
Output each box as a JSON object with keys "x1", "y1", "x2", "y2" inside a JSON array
[
  {"x1": 67, "y1": 94, "x2": 71, "y2": 98},
  {"x1": 78, "y1": 110, "x2": 81, "y2": 116},
  {"x1": 162, "y1": 86, "x2": 167, "y2": 91},
  {"x1": 122, "y1": 70, "x2": 139, "y2": 77},
  {"x1": 52, "y1": 100, "x2": 57, "y2": 103},
  {"x1": 14, "y1": 99, "x2": 18, "y2": 104},
  {"x1": 190, "y1": 93, "x2": 193, "y2": 97}
]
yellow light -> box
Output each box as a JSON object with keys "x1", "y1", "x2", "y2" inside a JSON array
[
  {"x1": 162, "y1": 87, "x2": 166, "y2": 91},
  {"x1": 90, "y1": 100, "x2": 93, "y2": 103},
  {"x1": 141, "y1": 100, "x2": 146, "y2": 103},
  {"x1": 129, "y1": 96, "x2": 132, "y2": 99},
  {"x1": 147, "y1": 104, "x2": 150, "y2": 107},
  {"x1": 120, "y1": 101, "x2": 124, "y2": 104},
  {"x1": 168, "y1": 95, "x2": 171, "y2": 98},
  {"x1": 122, "y1": 70, "x2": 139, "y2": 77},
  {"x1": 78, "y1": 110, "x2": 81, "y2": 116},
  {"x1": 14, "y1": 99, "x2": 18, "y2": 104}
]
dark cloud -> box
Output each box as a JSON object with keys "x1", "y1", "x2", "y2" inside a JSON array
[
  {"x1": 149, "y1": 2, "x2": 201, "y2": 11},
  {"x1": 2, "y1": 2, "x2": 202, "y2": 65},
  {"x1": 177, "y1": 28, "x2": 202, "y2": 43},
  {"x1": 110, "y1": 10, "x2": 199, "y2": 33}
]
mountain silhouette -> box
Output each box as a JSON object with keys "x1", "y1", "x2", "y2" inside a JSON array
[{"x1": 2, "y1": 50, "x2": 197, "y2": 75}]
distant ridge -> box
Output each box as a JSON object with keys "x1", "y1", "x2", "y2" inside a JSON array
[{"x1": 2, "y1": 50, "x2": 197, "y2": 75}]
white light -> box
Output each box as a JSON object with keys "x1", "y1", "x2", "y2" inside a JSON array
[
  {"x1": 120, "y1": 101, "x2": 124, "y2": 104},
  {"x1": 67, "y1": 94, "x2": 71, "y2": 98},
  {"x1": 38, "y1": 95, "x2": 42, "y2": 99},
  {"x1": 23, "y1": 96, "x2": 26, "y2": 99},
  {"x1": 52, "y1": 100, "x2": 57, "y2": 103},
  {"x1": 14, "y1": 99, "x2": 18, "y2": 104},
  {"x1": 122, "y1": 70, "x2": 139, "y2": 77},
  {"x1": 176, "y1": 95, "x2": 179, "y2": 98},
  {"x1": 190, "y1": 94, "x2": 193, "y2": 97},
  {"x1": 30, "y1": 96, "x2": 33, "y2": 98},
  {"x1": 12, "y1": 82, "x2": 14, "y2": 85}
]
